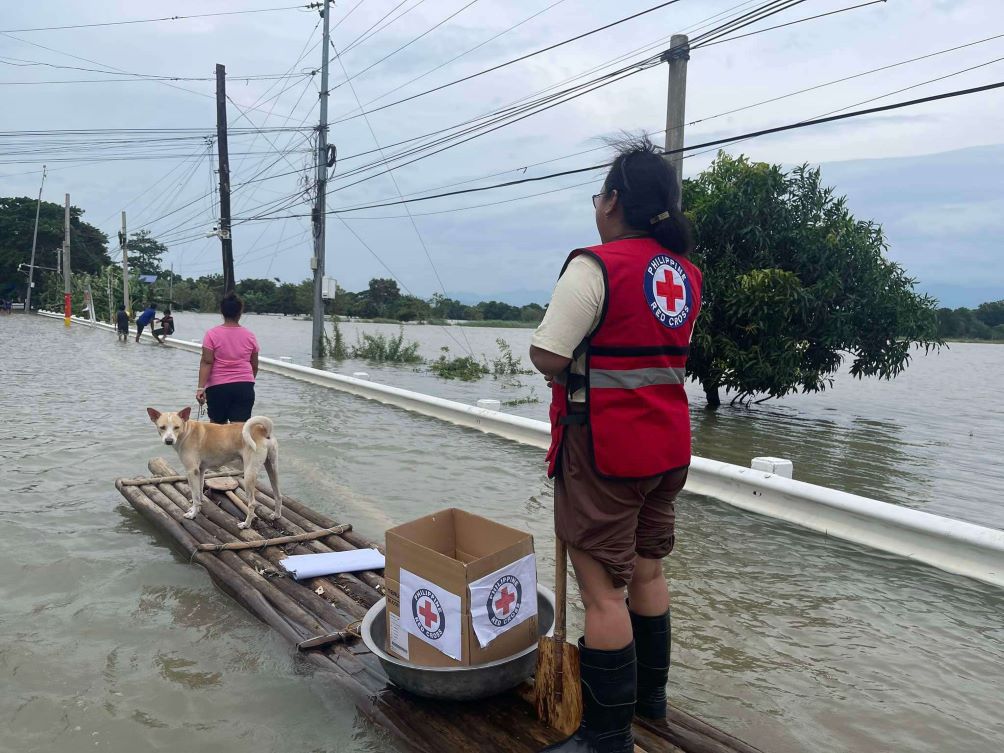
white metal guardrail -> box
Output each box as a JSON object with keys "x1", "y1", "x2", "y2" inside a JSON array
[{"x1": 39, "y1": 311, "x2": 1004, "y2": 588}]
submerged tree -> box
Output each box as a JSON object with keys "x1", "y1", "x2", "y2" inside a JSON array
[{"x1": 684, "y1": 153, "x2": 941, "y2": 407}]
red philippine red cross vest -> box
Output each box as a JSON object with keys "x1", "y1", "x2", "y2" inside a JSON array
[{"x1": 546, "y1": 237, "x2": 702, "y2": 480}]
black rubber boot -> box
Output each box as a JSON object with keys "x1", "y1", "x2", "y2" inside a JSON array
[
  {"x1": 630, "y1": 610, "x2": 670, "y2": 719},
  {"x1": 540, "y1": 639, "x2": 636, "y2": 753}
]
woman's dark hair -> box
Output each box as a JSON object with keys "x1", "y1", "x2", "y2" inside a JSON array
[
  {"x1": 601, "y1": 134, "x2": 694, "y2": 255},
  {"x1": 220, "y1": 292, "x2": 243, "y2": 320}
]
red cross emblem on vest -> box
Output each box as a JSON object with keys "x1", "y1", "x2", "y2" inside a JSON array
[{"x1": 656, "y1": 270, "x2": 685, "y2": 313}]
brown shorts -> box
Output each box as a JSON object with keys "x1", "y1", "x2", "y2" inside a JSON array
[{"x1": 554, "y1": 415, "x2": 687, "y2": 588}]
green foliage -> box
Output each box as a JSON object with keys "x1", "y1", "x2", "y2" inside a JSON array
[
  {"x1": 684, "y1": 153, "x2": 941, "y2": 405},
  {"x1": 935, "y1": 302, "x2": 1004, "y2": 341},
  {"x1": 348, "y1": 327, "x2": 422, "y2": 363},
  {"x1": 323, "y1": 316, "x2": 349, "y2": 359},
  {"x1": 487, "y1": 338, "x2": 533, "y2": 379},
  {"x1": 430, "y1": 347, "x2": 489, "y2": 381},
  {"x1": 0, "y1": 196, "x2": 111, "y2": 301},
  {"x1": 502, "y1": 387, "x2": 540, "y2": 407},
  {"x1": 127, "y1": 230, "x2": 167, "y2": 276}
]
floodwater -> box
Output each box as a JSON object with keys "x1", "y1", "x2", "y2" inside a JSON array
[{"x1": 1, "y1": 312, "x2": 1002, "y2": 753}]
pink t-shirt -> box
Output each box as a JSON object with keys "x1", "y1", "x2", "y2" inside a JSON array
[{"x1": 203, "y1": 325, "x2": 259, "y2": 388}]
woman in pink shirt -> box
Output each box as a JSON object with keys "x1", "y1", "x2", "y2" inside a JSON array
[{"x1": 195, "y1": 293, "x2": 260, "y2": 423}]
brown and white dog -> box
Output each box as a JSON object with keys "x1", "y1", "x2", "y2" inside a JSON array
[{"x1": 146, "y1": 407, "x2": 281, "y2": 529}]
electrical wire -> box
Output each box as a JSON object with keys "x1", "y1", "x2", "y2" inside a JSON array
[
  {"x1": 0, "y1": 4, "x2": 316, "y2": 33},
  {"x1": 329, "y1": 0, "x2": 480, "y2": 90},
  {"x1": 332, "y1": 42, "x2": 475, "y2": 356},
  {"x1": 230, "y1": 79, "x2": 1004, "y2": 220}
]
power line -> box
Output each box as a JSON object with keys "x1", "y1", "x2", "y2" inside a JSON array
[
  {"x1": 328, "y1": 0, "x2": 688, "y2": 124},
  {"x1": 323, "y1": 0, "x2": 848, "y2": 189},
  {"x1": 332, "y1": 42, "x2": 475, "y2": 356},
  {"x1": 0, "y1": 4, "x2": 316, "y2": 33},
  {"x1": 231, "y1": 79, "x2": 1004, "y2": 218},
  {"x1": 697, "y1": 0, "x2": 886, "y2": 47},
  {"x1": 339, "y1": 0, "x2": 427, "y2": 55},
  {"x1": 330, "y1": 0, "x2": 481, "y2": 90},
  {"x1": 347, "y1": 0, "x2": 569, "y2": 113}
]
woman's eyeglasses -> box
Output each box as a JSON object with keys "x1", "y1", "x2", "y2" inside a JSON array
[{"x1": 592, "y1": 192, "x2": 605, "y2": 208}]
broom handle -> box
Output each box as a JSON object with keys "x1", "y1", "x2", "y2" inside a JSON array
[{"x1": 555, "y1": 538, "x2": 567, "y2": 644}]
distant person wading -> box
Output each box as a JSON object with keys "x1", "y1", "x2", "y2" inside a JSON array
[
  {"x1": 530, "y1": 136, "x2": 702, "y2": 753},
  {"x1": 196, "y1": 293, "x2": 260, "y2": 424}
]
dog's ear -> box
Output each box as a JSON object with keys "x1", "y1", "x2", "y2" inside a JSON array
[
  {"x1": 178, "y1": 406, "x2": 192, "y2": 422},
  {"x1": 146, "y1": 408, "x2": 161, "y2": 423}
]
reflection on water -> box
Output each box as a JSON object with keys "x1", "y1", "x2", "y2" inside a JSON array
[{"x1": 1, "y1": 314, "x2": 1002, "y2": 753}]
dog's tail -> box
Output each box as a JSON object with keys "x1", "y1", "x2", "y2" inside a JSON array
[{"x1": 242, "y1": 416, "x2": 274, "y2": 452}]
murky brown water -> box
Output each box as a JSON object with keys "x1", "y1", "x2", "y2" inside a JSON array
[{"x1": 2, "y1": 313, "x2": 1002, "y2": 753}]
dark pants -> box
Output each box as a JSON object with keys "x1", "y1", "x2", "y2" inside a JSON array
[{"x1": 206, "y1": 381, "x2": 255, "y2": 424}]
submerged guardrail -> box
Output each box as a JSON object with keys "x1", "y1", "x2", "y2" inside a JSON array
[{"x1": 39, "y1": 311, "x2": 1004, "y2": 589}]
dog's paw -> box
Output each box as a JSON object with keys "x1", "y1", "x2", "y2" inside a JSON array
[
  {"x1": 184, "y1": 508, "x2": 199, "y2": 520},
  {"x1": 267, "y1": 510, "x2": 281, "y2": 521},
  {"x1": 238, "y1": 520, "x2": 253, "y2": 530}
]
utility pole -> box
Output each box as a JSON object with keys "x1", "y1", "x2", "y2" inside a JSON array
[
  {"x1": 119, "y1": 211, "x2": 131, "y2": 315},
  {"x1": 311, "y1": 0, "x2": 332, "y2": 360},
  {"x1": 169, "y1": 262, "x2": 174, "y2": 307},
  {"x1": 662, "y1": 34, "x2": 689, "y2": 210},
  {"x1": 84, "y1": 279, "x2": 97, "y2": 324},
  {"x1": 25, "y1": 165, "x2": 46, "y2": 313},
  {"x1": 215, "y1": 63, "x2": 235, "y2": 294},
  {"x1": 106, "y1": 267, "x2": 114, "y2": 324},
  {"x1": 62, "y1": 194, "x2": 71, "y2": 327}
]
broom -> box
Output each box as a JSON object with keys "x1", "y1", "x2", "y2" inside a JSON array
[{"x1": 534, "y1": 538, "x2": 582, "y2": 736}]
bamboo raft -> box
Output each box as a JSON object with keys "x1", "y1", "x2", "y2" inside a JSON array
[{"x1": 115, "y1": 458, "x2": 765, "y2": 753}]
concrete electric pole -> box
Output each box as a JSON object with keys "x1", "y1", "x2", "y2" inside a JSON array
[
  {"x1": 120, "y1": 211, "x2": 131, "y2": 315},
  {"x1": 215, "y1": 63, "x2": 235, "y2": 294},
  {"x1": 62, "y1": 194, "x2": 71, "y2": 327},
  {"x1": 25, "y1": 165, "x2": 46, "y2": 313},
  {"x1": 662, "y1": 34, "x2": 689, "y2": 210},
  {"x1": 311, "y1": 0, "x2": 332, "y2": 360}
]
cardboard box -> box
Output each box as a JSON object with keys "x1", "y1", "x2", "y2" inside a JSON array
[{"x1": 384, "y1": 508, "x2": 538, "y2": 667}]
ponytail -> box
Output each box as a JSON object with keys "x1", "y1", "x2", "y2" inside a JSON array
[{"x1": 602, "y1": 134, "x2": 695, "y2": 256}]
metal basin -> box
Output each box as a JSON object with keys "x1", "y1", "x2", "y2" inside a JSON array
[{"x1": 361, "y1": 585, "x2": 555, "y2": 701}]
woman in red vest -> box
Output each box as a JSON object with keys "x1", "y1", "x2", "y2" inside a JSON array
[{"x1": 531, "y1": 136, "x2": 701, "y2": 753}]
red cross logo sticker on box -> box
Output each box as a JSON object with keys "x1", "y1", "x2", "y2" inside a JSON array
[
  {"x1": 468, "y1": 553, "x2": 538, "y2": 649},
  {"x1": 486, "y1": 576, "x2": 522, "y2": 628},
  {"x1": 400, "y1": 568, "x2": 463, "y2": 660},
  {"x1": 412, "y1": 589, "x2": 445, "y2": 639}
]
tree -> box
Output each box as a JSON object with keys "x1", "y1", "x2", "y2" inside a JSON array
[
  {"x1": 127, "y1": 230, "x2": 167, "y2": 276},
  {"x1": 975, "y1": 300, "x2": 1004, "y2": 328},
  {"x1": 684, "y1": 154, "x2": 940, "y2": 407},
  {"x1": 0, "y1": 196, "x2": 110, "y2": 302},
  {"x1": 367, "y1": 277, "x2": 401, "y2": 317}
]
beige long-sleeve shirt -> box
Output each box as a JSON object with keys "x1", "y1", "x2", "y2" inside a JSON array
[{"x1": 531, "y1": 255, "x2": 606, "y2": 402}]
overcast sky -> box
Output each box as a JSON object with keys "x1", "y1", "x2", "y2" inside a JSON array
[{"x1": 2, "y1": 0, "x2": 1001, "y2": 307}]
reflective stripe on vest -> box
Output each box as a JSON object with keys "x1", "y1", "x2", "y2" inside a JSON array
[{"x1": 589, "y1": 366, "x2": 686, "y2": 389}]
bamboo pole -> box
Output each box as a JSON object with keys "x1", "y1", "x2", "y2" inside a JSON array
[
  {"x1": 140, "y1": 483, "x2": 327, "y2": 638},
  {"x1": 119, "y1": 471, "x2": 240, "y2": 486},
  {"x1": 145, "y1": 459, "x2": 383, "y2": 606},
  {"x1": 195, "y1": 523, "x2": 351, "y2": 552},
  {"x1": 153, "y1": 479, "x2": 368, "y2": 623}
]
